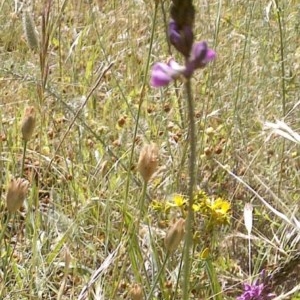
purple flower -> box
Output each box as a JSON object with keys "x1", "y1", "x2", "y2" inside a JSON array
[
  {"x1": 184, "y1": 41, "x2": 216, "y2": 77},
  {"x1": 236, "y1": 271, "x2": 276, "y2": 300},
  {"x1": 150, "y1": 42, "x2": 216, "y2": 87},
  {"x1": 191, "y1": 41, "x2": 216, "y2": 68},
  {"x1": 150, "y1": 59, "x2": 186, "y2": 87},
  {"x1": 237, "y1": 283, "x2": 264, "y2": 300},
  {"x1": 168, "y1": 20, "x2": 194, "y2": 57}
]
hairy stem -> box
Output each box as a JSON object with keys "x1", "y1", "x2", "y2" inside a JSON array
[{"x1": 182, "y1": 79, "x2": 196, "y2": 300}]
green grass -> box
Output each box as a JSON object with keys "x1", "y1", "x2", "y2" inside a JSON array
[{"x1": 0, "y1": 0, "x2": 299, "y2": 299}]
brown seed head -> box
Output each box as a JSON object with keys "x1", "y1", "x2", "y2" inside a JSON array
[
  {"x1": 21, "y1": 106, "x2": 36, "y2": 142},
  {"x1": 6, "y1": 178, "x2": 29, "y2": 212},
  {"x1": 129, "y1": 283, "x2": 143, "y2": 300},
  {"x1": 164, "y1": 218, "x2": 185, "y2": 253},
  {"x1": 137, "y1": 143, "x2": 158, "y2": 183}
]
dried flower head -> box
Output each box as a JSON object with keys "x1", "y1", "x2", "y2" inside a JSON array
[
  {"x1": 6, "y1": 178, "x2": 29, "y2": 212},
  {"x1": 137, "y1": 143, "x2": 158, "y2": 182},
  {"x1": 21, "y1": 106, "x2": 36, "y2": 142},
  {"x1": 164, "y1": 218, "x2": 185, "y2": 253},
  {"x1": 129, "y1": 283, "x2": 143, "y2": 300}
]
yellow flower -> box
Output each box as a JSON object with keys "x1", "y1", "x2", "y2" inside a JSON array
[
  {"x1": 194, "y1": 192, "x2": 231, "y2": 227},
  {"x1": 211, "y1": 198, "x2": 231, "y2": 215},
  {"x1": 173, "y1": 194, "x2": 186, "y2": 207},
  {"x1": 192, "y1": 203, "x2": 201, "y2": 212},
  {"x1": 209, "y1": 197, "x2": 231, "y2": 225},
  {"x1": 167, "y1": 194, "x2": 186, "y2": 208}
]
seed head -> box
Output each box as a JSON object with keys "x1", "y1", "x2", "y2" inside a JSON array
[
  {"x1": 137, "y1": 143, "x2": 158, "y2": 183},
  {"x1": 164, "y1": 218, "x2": 185, "y2": 253},
  {"x1": 21, "y1": 106, "x2": 36, "y2": 142},
  {"x1": 23, "y1": 12, "x2": 39, "y2": 51},
  {"x1": 129, "y1": 283, "x2": 143, "y2": 300},
  {"x1": 6, "y1": 178, "x2": 29, "y2": 212}
]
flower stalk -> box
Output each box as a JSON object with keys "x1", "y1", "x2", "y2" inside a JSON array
[
  {"x1": 182, "y1": 78, "x2": 196, "y2": 299},
  {"x1": 149, "y1": 1, "x2": 216, "y2": 298},
  {"x1": 21, "y1": 106, "x2": 36, "y2": 176}
]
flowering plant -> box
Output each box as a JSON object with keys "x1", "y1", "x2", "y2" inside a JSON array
[{"x1": 237, "y1": 270, "x2": 276, "y2": 300}]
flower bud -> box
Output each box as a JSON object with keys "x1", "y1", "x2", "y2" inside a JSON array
[
  {"x1": 21, "y1": 106, "x2": 36, "y2": 142},
  {"x1": 164, "y1": 218, "x2": 185, "y2": 253},
  {"x1": 129, "y1": 283, "x2": 143, "y2": 300},
  {"x1": 168, "y1": 20, "x2": 194, "y2": 57},
  {"x1": 137, "y1": 143, "x2": 158, "y2": 183},
  {"x1": 6, "y1": 178, "x2": 29, "y2": 212}
]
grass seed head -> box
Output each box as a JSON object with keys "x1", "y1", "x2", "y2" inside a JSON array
[
  {"x1": 164, "y1": 218, "x2": 185, "y2": 253},
  {"x1": 21, "y1": 106, "x2": 36, "y2": 142},
  {"x1": 137, "y1": 143, "x2": 158, "y2": 183},
  {"x1": 6, "y1": 178, "x2": 29, "y2": 213},
  {"x1": 23, "y1": 12, "x2": 39, "y2": 51}
]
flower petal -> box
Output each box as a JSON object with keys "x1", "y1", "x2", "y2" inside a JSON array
[
  {"x1": 203, "y1": 49, "x2": 216, "y2": 64},
  {"x1": 150, "y1": 60, "x2": 186, "y2": 87},
  {"x1": 190, "y1": 41, "x2": 216, "y2": 69},
  {"x1": 151, "y1": 69, "x2": 172, "y2": 87},
  {"x1": 168, "y1": 59, "x2": 186, "y2": 73}
]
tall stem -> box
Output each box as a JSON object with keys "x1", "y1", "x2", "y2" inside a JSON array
[
  {"x1": 123, "y1": 3, "x2": 158, "y2": 220},
  {"x1": 274, "y1": 0, "x2": 286, "y2": 196},
  {"x1": 182, "y1": 79, "x2": 196, "y2": 300},
  {"x1": 21, "y1": 140, "x2": 27, "y2": 177}
]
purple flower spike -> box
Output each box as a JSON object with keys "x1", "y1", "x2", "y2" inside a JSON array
[
  {"x1": 150, "y1": 59, "x2": 185, "y2": 87},
  {"x1": 168, "y1": 20, "x2": 193, "y2": 57},
  {"x1": 236, "y1": 270, "x2": 276, "y2": 300},
  {"x1": 190, "y1": 41, "x2": 216, "y2": 69}
]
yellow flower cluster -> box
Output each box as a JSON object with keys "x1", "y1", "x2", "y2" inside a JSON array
[
  {"x1": 193, "y1": 191, "x2": 231, "y2": 226},
  {"x1": 151, "y1": 190, "x2": 231, "y2": 227}
]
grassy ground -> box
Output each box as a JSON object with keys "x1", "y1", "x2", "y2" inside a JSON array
[{"x1": 0, "y1": 0, "x2": 299, "y2": 299}]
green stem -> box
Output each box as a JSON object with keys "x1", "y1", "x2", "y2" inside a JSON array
[
  {"x1": 274, "y1": 0, "x2": 286, "y2": 196},
  {"x1": 0, "y1": 213, "x2": 11, "y2": 244},
  {"x1": 125, "y1": 180, "x2": 150, "y2": 290},
  {"x1": 123, "y1": 3, "x2": 158, "y2": 220},
  {"x1": 138, "y1": 181, "x2": 148, "y2": 228},
  {"x1": 146, "y1": 251, "x2": 170, "y2": 300},
  {"x1": 21, "y1": 140, "x2": 27, "y2": 177},
  {"x1": 182, "y1": 79, "x2": 196, "y2": 300},
  {"x1": 274, "y1": 0, "x2": 286, "y2": 116}
]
